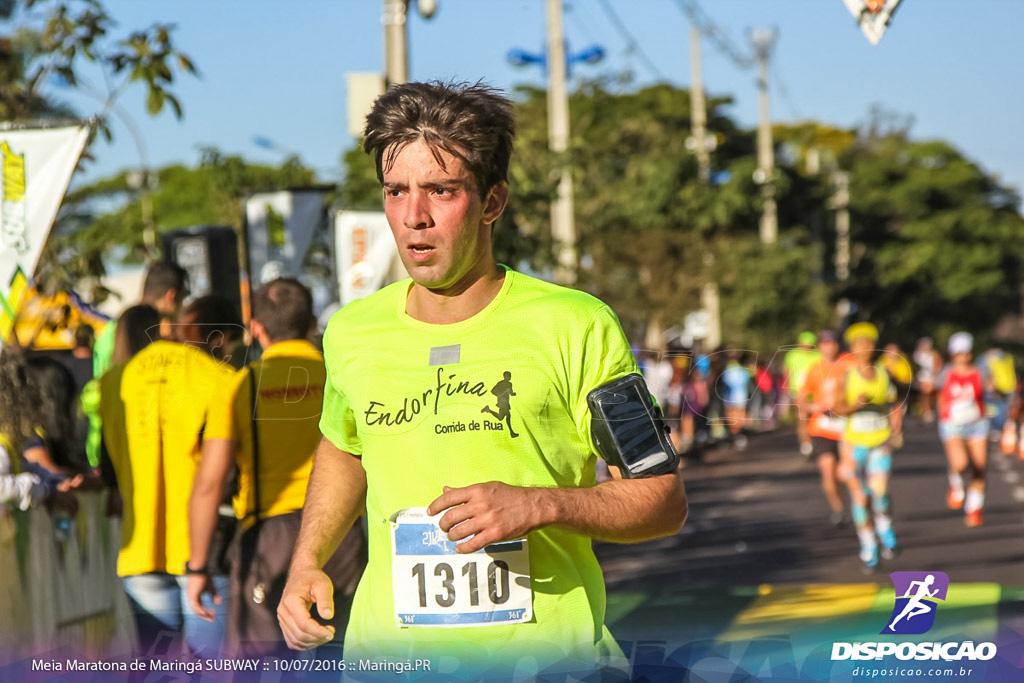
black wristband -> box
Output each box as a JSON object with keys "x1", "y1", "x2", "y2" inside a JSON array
[{"x1": 184, "y1": 562, "x2": 209, "y2": 576}]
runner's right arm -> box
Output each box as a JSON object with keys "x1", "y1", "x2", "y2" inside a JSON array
[{"x1": 277, "y1": 436, "x2": 367, "y2": 651}]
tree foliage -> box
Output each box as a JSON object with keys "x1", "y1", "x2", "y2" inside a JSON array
[
  {"x1": 37, "y1": 150, "x2": 316, "y2": 303},
  {"x1": 505, "y1": 81, "x2": 835, "y2": 348},
  {"x1": 842, "y1": 132, "x2": 1024, "y2": 347},
  {"x1": 303, "y1": 86, "x2": 1024, "y2": 354},
  {"x1": 2, "y1": 0, "x2": 197, "y2": 124}
]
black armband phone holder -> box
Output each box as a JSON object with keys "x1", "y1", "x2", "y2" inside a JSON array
[{"x1": 587, "y1": 373, "x2": 680, "y2": 478}]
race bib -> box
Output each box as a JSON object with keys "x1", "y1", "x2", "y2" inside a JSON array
[
  {"x1": 390, "y1": 508, "x2": 532, "y2": 628},
  {"x1": 815, "y1": 415, "x2": 847, "y2": 434},
  {"x1": 849, "y1": 412, "x2": 888, "y2": 434},
  {"x1": 949, "y1": 399, "x2": 981, "y2": 425}
]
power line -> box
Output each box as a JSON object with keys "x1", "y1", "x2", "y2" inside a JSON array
[
  {"x1": 672, "y1": 0, "x2": 754, "y2": 70},
  {"x1": 594, "y1": 0, "x2": 667, "y2": 81},
  {"x1": 773, "y1": 63, "x2": 801, "y2": 120},
  {"x1": 566, "y1": 0, "x2": 599, "y2": 44}
]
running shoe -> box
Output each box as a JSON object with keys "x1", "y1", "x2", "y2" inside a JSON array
[
  {"x1": 947, "y1": 486, "x2": 965, "y2": 510},
  {"x1": 859, "y1": 545, "x2": 879, "y2": 575},
  {"x1": 1000, "y1": 425, "x2": 1017, "y2": 454},
  {"x1": 799, "y1": 441, "x2": 813, "y2": 458},
  {"x1": 829, "y1": 510, "x2": 846, "y2": 528},
  {"x1": 965, "y1": 509, "x2": 983, "y2": 527},
  {"x1": 879, "y1": 528, "x2": 900, "y2": 560},
  {"x1": 734, "y1": 434, "x2": 748, "y2": 451}
]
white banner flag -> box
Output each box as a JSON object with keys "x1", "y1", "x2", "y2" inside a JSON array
[
  {"x1": 841, "y1": 0, "x2": 903, "y2": 45},
  {"x1": 0, "y1": 122, "x2": 91, "y2": 345},
  {"x1": 245, "y1": 190, "x2": 328, "y2": 286},
  {"x1": 334, "y1": 210, "x2": 403, "y2": 305}
]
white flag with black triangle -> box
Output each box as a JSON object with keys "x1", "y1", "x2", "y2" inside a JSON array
[{"x1": 842, "y1": 0, "x2": 904, "y2": 45}]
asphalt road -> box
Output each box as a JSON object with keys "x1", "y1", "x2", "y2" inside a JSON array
[
  {"x1": 596, "y1": 417, "x2": 1024, "y2": 590},
  {"x1": 592, "y1": 419, "x2": 1024, "y2": 681}
]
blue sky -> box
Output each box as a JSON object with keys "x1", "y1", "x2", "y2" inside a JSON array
[{"x1": 10, "y1": 0, "x2": 1023, "y2": 200}]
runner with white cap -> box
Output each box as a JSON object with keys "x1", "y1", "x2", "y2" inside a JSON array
[{"x1": 936, "y1": 331, "x2": 989, "y2": 527}]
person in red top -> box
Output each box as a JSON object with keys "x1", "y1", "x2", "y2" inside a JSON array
[
  {"x1": 799, "y1": 331, "x2": 855, "y2": 526},
  {"x1": 936, "y1": 332, "x2": 989, "y2": 527}
]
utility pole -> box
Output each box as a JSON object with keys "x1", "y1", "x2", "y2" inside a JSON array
[
  {"x1": 832, "y1": 170, "x2": 850, "y2": 282},
  {"x1": 688, "y1": 27, "x2": 721, "y2": 350},
  {"x1": 688, "y1": 26, "x2": 711, "y2": 184},
  {"x1": 546, "y1": 0, "x2": 576, "y2": 285},
  {"x1": 826, "y1": 168, "x2": 851, "y2": 324},
  {"x1": 751, "y1": 29, "x2": 778, "y2": 245},
  {"x1": 382, "y1": 0, "x2": 409, "y2": 86}
]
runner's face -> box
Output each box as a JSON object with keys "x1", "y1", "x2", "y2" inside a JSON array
[
  {"x1": 818, "y1": 339, "x2": 838, "y2": 361},
  {"x1": 382, "y1": 139, "x2": 507, "y2": 292},
  {"x1": 952, "y1": 351, "x2": 972, "y2": 366},
  {"x1": 850, "y1": 336, "x2": 874, "y2": 359}
]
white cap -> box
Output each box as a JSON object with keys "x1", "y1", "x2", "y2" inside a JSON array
[{"x1": 948, "y1": 331, "x2": 973, "y2": 355}]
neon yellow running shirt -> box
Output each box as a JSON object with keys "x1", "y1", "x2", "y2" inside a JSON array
[
  {"x1": 320, "y1": 268, "x2": 638, "y2": 676},
  {"x1": 843, "y1": 362, "x2": 894, "y2": 448}
]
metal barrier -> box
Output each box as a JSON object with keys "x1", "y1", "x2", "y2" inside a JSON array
[{"x1": 0, "y1": 491, "x2": 135, "y2": 660}]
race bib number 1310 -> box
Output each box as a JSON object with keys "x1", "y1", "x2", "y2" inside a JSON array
[{"x1": 390, "y1": 508, "x2": 533, "y2": 628}]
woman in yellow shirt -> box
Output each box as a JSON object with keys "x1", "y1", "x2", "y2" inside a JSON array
[{"x1": 836, "y1": 323, "x2": 902, "y2": 574}]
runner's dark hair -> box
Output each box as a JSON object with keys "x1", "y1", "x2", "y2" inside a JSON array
[
  {"x1": 142, "y1": 262, "x2": 188, "y2": 306},
  {"x1": 113, "y1": 304, "x2": 161, "y2": 365},
  {"x1": 251, "y1": 278, "x2": 314, "y2": 342},
  {"x1": 363, "y1": 80, "x2": 515, "y2": 198},
  {"x1": 0, "y1": 347, "x2": 38, "y2": 450}
]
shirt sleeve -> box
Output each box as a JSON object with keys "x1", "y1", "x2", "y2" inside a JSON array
[
  {"x1": 571, "y1": 304, "x2": 641, "y2": 449},
  {"x1": 318, "y1": 315, "x2": 362, "y2": 454},
  {"x1": 802, "y1": 365, "x2": 821, "y2": 401},
  {"x1": 203, "y1": 363, "x2": 241, "y2": 442},
  {"x1": 93, "y1": 320, "x2": 117, "y2": 378},
  {"x1": 0, "y1": 446, "x2": 47, "y2": 510}
]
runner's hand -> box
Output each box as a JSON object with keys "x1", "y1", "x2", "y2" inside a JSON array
[
  {"x1": 277, "y1": 567, "x2": 336, "y2": 650},
  {"x1": 428, "y1": 482, "x2": 550, "y2": 554},
  {"x1": 187, "y1": 573, "x2": 221, "y2": 622}
]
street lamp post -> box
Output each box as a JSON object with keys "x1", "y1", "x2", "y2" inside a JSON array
[{"x1": 381, "y1": 0, "x2": 438, "y2": 87}]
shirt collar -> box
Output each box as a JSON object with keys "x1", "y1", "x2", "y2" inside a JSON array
[{"x1": 260, "y1": 338, "x2": 321, "y2": 360}]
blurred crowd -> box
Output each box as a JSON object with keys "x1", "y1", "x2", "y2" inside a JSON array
[
  {"x1": 4, "y1": 259, "x2": 1023, "y2": 648},
  {"x1": 639, "y1": 324, "x2": 1019, "y2": 572},
  {"x1": 1, "y1": 262, "x2": 366, "y2": 661}
]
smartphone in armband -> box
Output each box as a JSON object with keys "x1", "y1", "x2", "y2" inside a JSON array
[{"x1": 587, "y1": 373, "x2": 679, "y2": 478}]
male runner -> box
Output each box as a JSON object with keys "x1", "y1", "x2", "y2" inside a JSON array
[
  {"x1": 798, "y1": 331, "x2": 852, "y2": 526},
  {"x1": 784, "y1": 331, "x2": 821, "y2": 456},
  {"x1": 276, "y1": 81, "x2": 687, "y2": 678}
]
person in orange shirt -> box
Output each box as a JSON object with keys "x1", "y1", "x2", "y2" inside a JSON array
[{"x1": 799, "y1": 331, "x2": 855, "y2": 526}]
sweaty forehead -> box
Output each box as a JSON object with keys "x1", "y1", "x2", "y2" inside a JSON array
[{"x1": 384, "y1": 139, "x2": 472, "y2": 179}]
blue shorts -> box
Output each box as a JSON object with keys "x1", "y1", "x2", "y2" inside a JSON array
[{"x1": 939, "y1": 418, "x2": 989, "y2": 442}]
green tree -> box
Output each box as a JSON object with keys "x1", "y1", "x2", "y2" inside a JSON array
[
  {"x1": 37, "y1": 150, "x2": 316, "y2": 304},
  {"x1": 2, "y1": 0, "x2": 196, "y2": 123},
  {"x1": 842, "y1": 130, "x2": 1024, "y2": 347},
  {"x1": 507, "y1": 81, "x2": 835, "y2": 349}
]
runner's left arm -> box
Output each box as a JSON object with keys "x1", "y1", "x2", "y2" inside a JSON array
[
  {"x1": 187, "y1": 437, "x2": 235, "y2": 620},
  {"x1": 427, "y1": 471, "x2": 686, "y2": 554}
]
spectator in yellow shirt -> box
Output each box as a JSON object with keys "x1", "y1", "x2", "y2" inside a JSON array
[{"x1": 100, "y1": 295, "x2": 240, "y2": 657}]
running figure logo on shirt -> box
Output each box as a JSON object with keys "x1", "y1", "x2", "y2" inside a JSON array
[
  {"x1": 481, "y1": 371, "x2": 519, "y2": 438},
  {"x1": 882, "y1": 571, "x2": 949, "y2": 635}
]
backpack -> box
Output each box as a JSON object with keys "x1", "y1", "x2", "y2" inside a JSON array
[{"x1": 987, "y1": 353, "x2": 1017, "y2": 395}]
